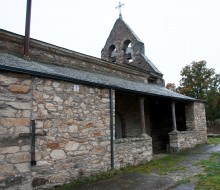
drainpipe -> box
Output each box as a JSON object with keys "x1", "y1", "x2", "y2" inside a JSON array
[
  {"x1": 109, "y1": 88, "x2": 114, "y2": 169},
  {"x1": 24, "y1": 0, "x2": 32, "y2": 58}
]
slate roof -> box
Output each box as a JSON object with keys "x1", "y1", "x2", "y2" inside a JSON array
[
  {"x1": 141, "y1": 54, "x2": 162, "y2": 74},
  {"x1": 0, "y1": 52, "x2": 195, "y2": 101}
]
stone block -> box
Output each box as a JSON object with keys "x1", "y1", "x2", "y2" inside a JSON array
[
  {"x1": 32, "y1": 177, "x2": 48, "y2": 188},
  {"x1": 15, "y1": 163, "x2": 30, "y2": 172},
  {"x1": 16, "y1": 94, "x2": 31, "y2": 102},
  {"x1": 45, "y1": 103, "x2": 56, "y2": 111},
  {"x1": 18, "y1": 182, "x2": 32, "y2": 190},
  {"x1": 43, "y1": 93, "x2": 50, "y2": 99},
  {"x1": 0, "y1": 126, "x2": 7, "y2": 135},
  {"x1": 0, "y1": 164, "x2": 13, "y2": 173},
  {"x1": 50, "y1": 150, "x2": 66, "y2": 160},
  {"x1": 0, "y1": 155, "x2": 5, "y2": 163},
  {"x1": 4, "y1": 175, "x2": 24, "y2": 188},
  {"x1": 49, "y1": 173, "x2": 70, "y2": 184},
  {"x1": 33, "y1": 91, "x2": 43, "y2": 102},
  {"x1": 0, "y1": 75, "x2": 18, "y2": 85},
  {"x1": 65, "y1": 141, "x2": 79, "y2": 151},
  {"x1": 0, "y1": 107, "x2": 16, "y2": 117},
  {"x1": 68, "y1": 125, "x2": 78, "y2": 132},
  {"x1": 44, "y1": 120, "x2": 52, "y2": 128},
  {"x1": 47, "y1": 142, "x2": 60, "y2": 149},
  {"x1": 6, "y1": 152, "x2": 30, "y2": 163},
  {"x1": 52, "y1": 82, "x2": 60, "y2": 88},
  {"x1": 0, "y1": 94, "x2": 16, "y2": 101},
  {"x1": 85, "y1": 122, "x2": 94, "y2": 128},
  {"x1": 2, "y1": 146, "x2": 20, "y2": 154},
  {"x1": 15, "y1": 126, "x2": 30, "y2": 135},
  {"x1": 22, "y1": 110, "x2": 31, "y2": 118},
  {"x1": 1, "y1": 118, "x2": 30, "y2": 127},
  {"x1": 38, "y1": 108, "x2": 48, "y2": 116},
  {"x1": 8, "y1": 85, "x2": 30, "y2": 94},
  {"x1": 37, "y1": 161, "x2": 50, "y2": 166},
  {"x1": 65, "y1": 118, "x2": 74, "y2": 125},
  {"x1": 53, "y1": 95, "x2": 63, "y2": 102},
  {"x1": 7, "y1": 102, "x2": 30, "y2": 110},
  {"x1": 0, "y1": 101, "x2": 7, "y2": 109},
  {"x1": 36, "y1": 120, "x2": 43, "y2": 128},
  {"x1": 43, "y1": 86, "x2": 53, "y2": 91},
  {"x1": 21, "y1": 145, "x2": 30, "y2": 152}
]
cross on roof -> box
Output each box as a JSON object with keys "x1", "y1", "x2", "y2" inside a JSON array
[{"x1": 115, "y1": 2, "x2": 125, "y2": 18}]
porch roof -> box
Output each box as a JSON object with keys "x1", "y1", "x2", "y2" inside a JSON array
[{"x1": 0, "y1": 52, "x2": 195, "y2": 101}]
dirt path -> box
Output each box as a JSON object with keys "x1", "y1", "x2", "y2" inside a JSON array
[{"x1": 71, "y1": 144, "x2": 220, "y2": 190}]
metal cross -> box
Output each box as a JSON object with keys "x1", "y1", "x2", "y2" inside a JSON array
[
  {"x1": 115, "y1": 2, "x2": 125, "y2": 18},
  {"x1": 19, "y1": 120, "x2": 46, "y2": 165}
]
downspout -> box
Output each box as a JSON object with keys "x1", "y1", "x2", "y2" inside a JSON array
[{"x1": 109, "y1": 88, "x2": 114, "y2": 169}]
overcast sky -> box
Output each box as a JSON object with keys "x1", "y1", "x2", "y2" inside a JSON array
[{"x1": 0, "y1": 0, "x2": 220, "y2": 85}]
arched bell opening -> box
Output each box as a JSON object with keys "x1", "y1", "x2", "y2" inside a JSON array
[
  {"x1": 122, "y1": 40, "x2": 133, "y2": 63},
  {"x1": 109, "y1": 45, "x2": 117, "y2": 63}
]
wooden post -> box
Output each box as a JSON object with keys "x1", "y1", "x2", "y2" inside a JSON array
[
  {"x1": 171, "y1": 101, "x2": 177, "y2": 132},
  {"x1": 139, "y1": 96, "x2": 146, "y2": 135}
]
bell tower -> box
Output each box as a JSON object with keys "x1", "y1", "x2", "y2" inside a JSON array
[{"x1": 101, "y1": 17, "x2": 163, "y2": 83}]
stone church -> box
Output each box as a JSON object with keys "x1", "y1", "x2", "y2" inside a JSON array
[{"x1": 0, "y1": 16, "x2": 207, "y2": 189}]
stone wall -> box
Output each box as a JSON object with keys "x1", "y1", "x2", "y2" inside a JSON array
[
  {"x1": 0, "y1": 72, "x2": 32, "y2": 189},
  {"x1": 185, "y1": 102, "x2": 206, "y2": 131},
  {"x1": 0, "y1": 71, "x2": 112, "y2": 189},
  {"x1": 169, "y1": 102, "x2": 207, "y2": 152},
  {"x1": 169, "y1": 130, "x2": 207, "y2": 152},
  {"x1": 115, "y1": 137, "x2": 152, "y2": 169}
]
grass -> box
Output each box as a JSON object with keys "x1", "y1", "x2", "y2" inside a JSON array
[
  {"x1": 207, "y1": 137, "x2": 220, "y2": 146},
  {"x1": 121, "y1": 154, "x2": 187, "y2": 175},
  {"x1": 57, "y1": 137, "x2": 220, "y2": 189},
  {"x1": 56, "y1": 153, "x2": 187, "y2": 189},
  {"x1": 178, "y1": 177, "x2": 191, "y2": 185},
  {"x1": 56, "y1": 170, "x2": 122, "y2": 190},
  {"x1": 195, "y1": 152, "x2": 220, "y2": 190}
]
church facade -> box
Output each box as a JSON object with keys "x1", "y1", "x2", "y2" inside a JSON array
[{"x1": 0, "y1": 18, "x2": 207, "y2": 189}]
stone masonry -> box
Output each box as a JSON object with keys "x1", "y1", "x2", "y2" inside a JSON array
[
  {"x1": 169, "y1": 102, "x2": 207, "y2": 152},
  {"x1": 0, "y1": 72, "x2": 32, "y2": 189},
  {"x1": 0, "y1": 71, "x2": 112, "y2": 189},
  {"x1": 115, "y1": 137, "x2": 152, "y2": 169}
]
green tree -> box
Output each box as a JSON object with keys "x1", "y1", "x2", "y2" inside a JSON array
[
  {"x1": 178, "y1": 60, "x2": 220, "y2": 123},
  {"x1": 166, "y1": 83, "x2": 177, "y2": 92},
  {"x1": 179, "y1": 60, "x2": 215, "y2": 99},
  {"x1": 206, "y1": 74, "x2": 220, "y2": 122}
]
